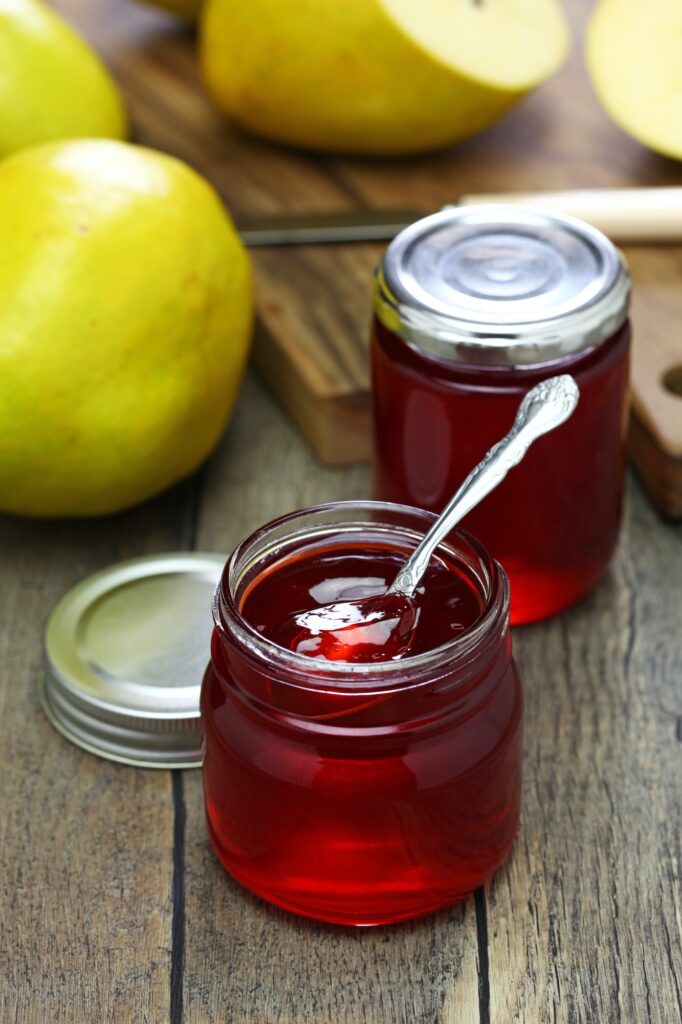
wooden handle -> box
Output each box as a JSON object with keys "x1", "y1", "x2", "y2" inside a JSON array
[{"x1": 460, "y1": 187, "x2": 682, "y2": 243}]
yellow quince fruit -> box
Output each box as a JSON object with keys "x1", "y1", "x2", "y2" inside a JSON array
[
  {"x1": 0, "y1": 140, "x2": 253, "y2": 517},
  {"x1": 200, "y1": 0, "x2": 569, "y2": 156},
  {"x1": 587, "y1": 0, "x2": 682, "y2": 161},
  {"x1": 0, "y1": 0, "x2": 126, "y2": 157}
]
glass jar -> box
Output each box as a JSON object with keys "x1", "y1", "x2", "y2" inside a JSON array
[
  {"x1": 372, "y1": 206, "x2": 631, "y2": 624},
  {"x1": 201, "y1": 501, "x2": 522, "y2": 927}
]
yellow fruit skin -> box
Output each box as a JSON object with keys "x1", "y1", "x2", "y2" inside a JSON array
[
  {"x1": 0, "y1": 0, "x2": 127, "y2": 157},
  {"x1": 586, "y1": 0, "x2": 682, "y2": 161},
  {"x1": 0, "y1": 140, "x2": 253, "y2": 517},
  {"x1": 199, "y1": 0, "x2": 559, "y2": 156},
  {"x1": 136, "y1": 0, "x2": 202, "y2": 22}
]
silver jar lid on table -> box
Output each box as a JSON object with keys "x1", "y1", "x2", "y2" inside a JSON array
[{"x1": 40, "y1": 552, "x2": 223, "y2": 768}]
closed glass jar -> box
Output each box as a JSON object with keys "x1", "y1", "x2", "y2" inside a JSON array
[
  {"x1": 372, "y1": 206, "x2": 631, "y2": 624},
  {"x1": 201, "y1": 501, "x2": 523, "y2": 926}
]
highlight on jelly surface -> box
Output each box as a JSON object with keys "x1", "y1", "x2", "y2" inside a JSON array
[
  {"x1": 273, "y1": 591, "x2": 418, "y2": 662},
  {"x1": 244, "y1": 548, "x2": 485, "y2": 665}
]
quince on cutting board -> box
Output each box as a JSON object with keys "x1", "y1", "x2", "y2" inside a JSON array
[
  {"x1": 586, "y1": 0, "x2": 682, "y2": 161},
  {"x1": 200, "y1": 0, "x2": 569, "y2": 156},
  {"x1": 0, "y1": 0, "x2": 126, "y2": 157},
  {"x1": 0, "y1": 140, "x2": 253, "y2": 518}
]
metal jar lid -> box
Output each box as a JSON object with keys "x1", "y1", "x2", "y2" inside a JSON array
[
  {"x1": 40, "y1": 552, "x2": 224, "y2": 769},
  {"x1": 374, "y1": 205, "x2": 631, "y2": 366}
]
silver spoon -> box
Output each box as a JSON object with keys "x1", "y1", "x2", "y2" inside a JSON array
[
  {"x1": 389, "y1": 373, "x2": 580, "y2": 599},
  {"x1": 276, "y1": 374, "x2": 579, "y2": 661}
]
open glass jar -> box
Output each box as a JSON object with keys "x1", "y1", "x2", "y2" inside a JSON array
[
  {"x1": 372, "y1": 206, "x2": 631, "y2": 624},
  {"x1": 201, "y1": 501, "x2": 522, "y2": 926}
]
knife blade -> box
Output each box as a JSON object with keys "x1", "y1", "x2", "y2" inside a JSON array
[
  {"x1": 236, "y1": 187, "x2": 682, "y2": 246},
  {"x1": 237, "y1": 208, "x2": 425, "y2": 247}
]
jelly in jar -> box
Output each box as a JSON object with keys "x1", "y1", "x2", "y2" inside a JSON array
[
  {"x1": 372, "y1": 206, "x2": 631, "y2": 624},
  {"x1": 201, "y1": 502, "x2": 522, "y2": 926}
]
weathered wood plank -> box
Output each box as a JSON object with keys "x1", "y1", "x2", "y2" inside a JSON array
[
  {"x1": 0, "y1": 487, "x2": 199, "y2": 1023},
  {"x1": 486, "y1": 479, "x2": 682, "y2": 1023}
]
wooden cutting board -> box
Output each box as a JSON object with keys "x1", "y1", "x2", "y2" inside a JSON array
[{"x1": 59, "y1": 0, "x2": 682, "y2": 517}]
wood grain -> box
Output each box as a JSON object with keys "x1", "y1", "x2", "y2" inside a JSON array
[
  {"x1": 487, "y1": 484, "x2": 682, "y2": 1022},
  {"x1": 0, "y1": 481, "x2": 201, "y2": 1023},
  {"x1": 628, "y1": 413, "x2": 682, "y2": 520},
  {"x1": 627, "y1": 247, "x2": 682, "y2": 516}
]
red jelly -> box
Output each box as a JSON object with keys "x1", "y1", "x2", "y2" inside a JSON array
[
  {"x1": 201, "y1": 502, "x2": 522, "y2": 926},
  {"x1": 268, "y1": 590, "x2": 421, "y2": 662},
  {"x1": 253, "y1": 543, "x2": 482, "y2": 662},
  {"x1": 372, "y1": 207, "x2": 631, "y2": 624}
]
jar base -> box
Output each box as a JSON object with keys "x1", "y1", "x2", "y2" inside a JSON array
[{"x1": 207, "y1": 813, "x2": 501, "y2": 928}]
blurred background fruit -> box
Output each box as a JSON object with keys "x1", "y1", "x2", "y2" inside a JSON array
[
  {"x1": 0, "y1": 139, "x2": 253, "y2": 517},
  {"x1": 0, "y1": 0, "x2": 127, "y2": 157},
  {"x1": 199, "y1": 0, "x2": 570, "y2": 156},
  {"x1": 134, "y1": 0, "x2": 201, "y2": 23},
  {"x1": 586, "y1": 0, "x2": 682, "y2": 161}
]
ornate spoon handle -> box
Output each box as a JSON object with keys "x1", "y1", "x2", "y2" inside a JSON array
[{"x1": 389, "y1": 374, "x2": 580, "y2": 599}]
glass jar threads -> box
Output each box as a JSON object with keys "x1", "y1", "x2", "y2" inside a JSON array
[
  {"x1": 372, "y1": 206, "x2": 631, "y2": 624},
  {"x1": 201, "y1": 502, "x2": 522, "y2": 926}
]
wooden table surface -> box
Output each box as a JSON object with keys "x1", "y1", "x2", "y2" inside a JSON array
[
  {"x1": 2, "y1": 374, "x2": 681, "y2": 1023},
  {"x1": 2, "y1": 2, "x2": 682, "y2": 1022}
]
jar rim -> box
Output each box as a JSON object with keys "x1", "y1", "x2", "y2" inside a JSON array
[{"x1": 216, "y1": 500, "x2": 510, "y2": 691}]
